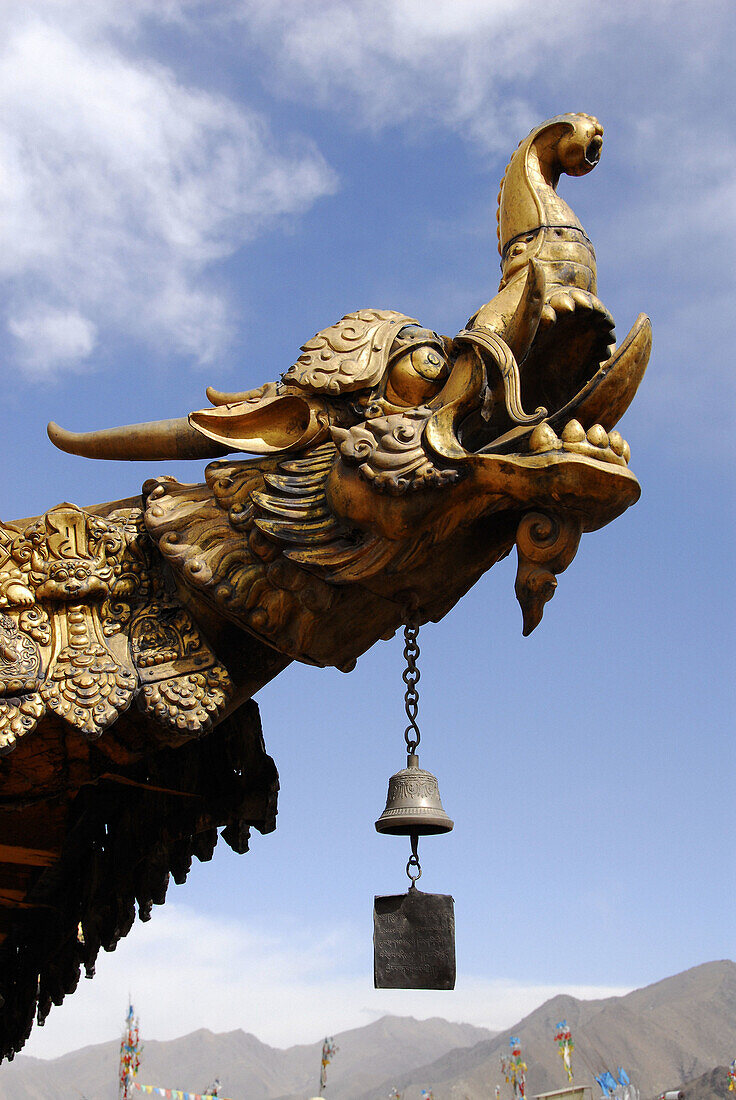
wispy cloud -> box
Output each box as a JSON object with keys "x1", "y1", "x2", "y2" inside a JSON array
[
  {"x1": 7, "y1": 308, "x2": 98, "y2": 374},
  {"x1": 0, "y1": 3, "x2": 336, "y2": 376},
  {"x1": 22, "y1": 904, "x2": 630, "y2": 1060},
  {"x1": 231, "y1": 0, "x2": 734, "y2": 151},
  {"x1": 234, "y1": 0, "x2": 577, "y2": 151},
  {"x1": 223, "y1": 0, "x2": 736, "y2": 440},
  {"x1": 2, "y1": 0, "x2": 732, "y2": 397}
]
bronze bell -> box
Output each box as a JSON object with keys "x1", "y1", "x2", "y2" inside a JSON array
[{"x1": 375, "y1": 753, "x2": 454, "y2": 836}]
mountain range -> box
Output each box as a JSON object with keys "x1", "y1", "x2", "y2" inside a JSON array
[
  {"x1": 0, "y1": 1016, "x2": 493, "y2": 1100},
  {"x1": 357, "y1": 960, "x2": 736, "y2": 1100},
  {"x1": 0, "y1": 960, "x2": 733, "y2": 1100}
]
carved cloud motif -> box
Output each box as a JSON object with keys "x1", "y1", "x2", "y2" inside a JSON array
[{"x1": 283, "y1": 309, "x2": 418, "y2": 394}]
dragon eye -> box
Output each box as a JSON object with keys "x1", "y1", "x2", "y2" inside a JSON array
[{"x1": 386, "y1": 344, "x2": 449, "y2": 407}]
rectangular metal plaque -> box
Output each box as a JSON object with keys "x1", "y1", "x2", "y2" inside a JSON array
[{"x1": 373, "y1": 888, "x2": 455, "y2": 989}]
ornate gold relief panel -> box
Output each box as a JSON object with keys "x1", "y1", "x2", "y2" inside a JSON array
[{"x1": 0, "y1": 504, "x2": 231, "y2": 753}]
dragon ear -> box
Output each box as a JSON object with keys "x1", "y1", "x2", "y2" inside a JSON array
[{"x1": 188, "y1": 386, "x2": 328, "y2": 455}]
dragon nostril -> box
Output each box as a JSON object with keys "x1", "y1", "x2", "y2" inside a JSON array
[{"x1": 585, "y1": 138, "x2": 602, "y2": 165}]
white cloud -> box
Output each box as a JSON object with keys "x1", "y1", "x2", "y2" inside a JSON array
[
  {"x1": 22, "y1": 904, "x2": 631, "y2": 1060},
  {"x1": 7, "y1": 308, "x2": 97, "y2": 374},
  {"x1": 221, "y1": 0, "x2": 736, "y2": 444},
  {"x1": 0, "y1": 0, "x2": 730, "y2": 388},
  {"x1": 231, "y1": 0, "x2": 731, "y2": 149},
  {"x1": 0, "y1": 4, "x2": 336, "y2": 375},
  {"x1": 235, "y1": 0, "x2": 566, "y2": 151}
]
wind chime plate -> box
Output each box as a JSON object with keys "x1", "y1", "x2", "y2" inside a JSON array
[{"x1": 373, "y1": 888, "x2": 455, "y2": 989}]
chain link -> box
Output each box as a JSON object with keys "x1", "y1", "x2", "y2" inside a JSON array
[
  {"x1": 406, "y1": 833, "x2": 422, "y2": 885},
  {"x1": 402, "y1": 621, "x2": 421, "y2": 753},
  {"x1": 402, "y1": 608, "x2": 423, "y2": 885}
]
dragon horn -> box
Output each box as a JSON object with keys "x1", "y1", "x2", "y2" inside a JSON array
[
  {"x1": 205, "y1": 385, "x2": 255, "y2": 406},
  {"x1": 47, "y1": 418, "x2": 231, "y2": 461}
]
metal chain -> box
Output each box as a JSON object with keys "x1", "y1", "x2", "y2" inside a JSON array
[
  {"x1": 406, "y1": 833, "x2": 422, "y2": 886},
  {"x1": 402, "y1": 607, "x2": 423, "y2": 886},
  {"x1": 402, "y1": 621, "x2": 421, "y2": 753}
]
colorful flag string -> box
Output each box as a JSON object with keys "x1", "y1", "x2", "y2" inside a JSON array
[
  {"x1": 119, "y1": 1004, "x2": 141, "y2": 1100},
  {"x1": 554, "y1": 1019, "x2": 574, "y2": 1082},
  {"x1": 131, "y1": 1085, "x2": 232, "y2": 1100},
  {"x1": 319, "y1": 1036, "x2": 339, "y2": 1094},
  {"x1": 728, "y1": 1061, "x2": 736, "y2": 1091},
  {"x1": 501, "y1": 1037, "x2": 527, "y2": 1100}
]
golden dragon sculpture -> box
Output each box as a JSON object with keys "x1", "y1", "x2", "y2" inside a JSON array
[{"x1": 0, "y1": 114, "x2": 650, "y2": 1058}]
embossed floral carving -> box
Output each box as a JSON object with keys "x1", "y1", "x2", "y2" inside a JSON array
[
  {"x1": 139, "y1": 666, "x2": 232, "y2": 733},
  {"x1": 0, "y1": 693, "x2": 45, "y2": 754},
  {"x1": 0, "y1": 503, "x2": 232, "y2": 747},
  {"x1": 0, "y1": 613, "x2": 41, "y2": 693},
  {"x1": 41, "y1": 636, "x2": 137, "y2": 736}
]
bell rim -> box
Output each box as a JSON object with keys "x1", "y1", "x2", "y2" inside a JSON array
[
  {"x1": 375, "y1": 808, "x2": 454, "y2": 835},
  {"x1": 374, "y1": 820, "x2": 454, "y2": 835}
]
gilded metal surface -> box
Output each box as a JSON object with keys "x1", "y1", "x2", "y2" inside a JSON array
[
  {"x1": 514, "y1": 511, "x2": 584, "y2": 637},
  {"x1": 41, "y1": 112, "x2": 650, "y2": 673},
  {"x1": 0, "y1": 504, "x2": 231, "y2": 750},
  {"x1": 16, "y1": 116, "x2": 648, "y2": 687},
  {"x1": 374, "y1": 888, "x2": 456, "y2": 989},
  {"x1": 1, "y1": 111, "x2": 652, "y2": 1058},
  {"x1": 283, "y1": 309, "x2": 418, "y2": 393},
  {"x1": 331, "y1": 407, "x2": 459, "y2": 494}
]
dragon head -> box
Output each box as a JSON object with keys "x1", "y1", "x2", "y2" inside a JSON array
[{"x1": 47, "y1": 114, "x2": 650, "y2": 657}]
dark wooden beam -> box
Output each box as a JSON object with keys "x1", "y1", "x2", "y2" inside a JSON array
[{"x1": 0, "y1": 844, "x2": 57, "y2": 867}]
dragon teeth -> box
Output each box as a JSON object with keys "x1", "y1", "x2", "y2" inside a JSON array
[
  {"x1": 586, "y1": 424, "x2": 608, "y2": 447},
  {"x1": 561, "y1": 419, "x2": 586, "y2": 443},
  {"x1": 526, "y1": 418, "x2": 630, "y2": 466},
  {"x1": 608, "y1": 430, "x2": 624, "y2": 456},
  {"x1": 529, "y1": 422, "x2": 560, "y2": 452}
]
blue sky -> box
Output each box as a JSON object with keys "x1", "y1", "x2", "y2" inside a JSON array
[{"x1": 0, "y1": 0, "x2": 733, "y2": 1060}]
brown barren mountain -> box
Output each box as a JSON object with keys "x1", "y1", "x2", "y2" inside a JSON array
[
  {"x1": 681, "y1": 1064, "x2": 735, "y2": 1100},
  {"x1": 0, "y1": 1015, "x2": 493, "y2": 1100},
  {"x1": 359, "y1": 961, "x2": 736, "y2": 1100},
  {"x1": 0, "y1": 961, "x2": 733, "y2": 1100}
]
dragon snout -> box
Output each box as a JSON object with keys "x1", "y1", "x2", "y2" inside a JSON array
[
  {"x1": 585, "y1": 132, "x2": 603, "y2": 166},
  {"x1": 554, "y1": 115, "x2": 604, "y2": 177}
]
